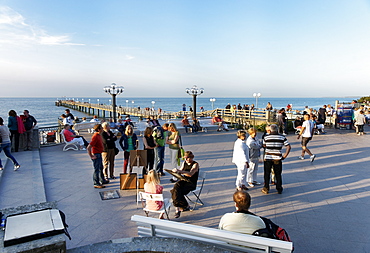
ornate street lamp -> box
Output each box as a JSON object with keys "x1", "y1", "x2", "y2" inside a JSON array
[
  {"x1": 210, "y1": 98, "x2": 216, "y2": 110},
  {"x1": 253, "y1": 93, "x2": 261, "y2": 109},
  {"x1": 103, "y1": 83, "x2": 124, "y2": 123},
  {"x1": 126, "y1": 100, "x2": 129, "y2": 108},
  {"x1": 186, "y1": 85, "x2": 204, "y2": 119}
]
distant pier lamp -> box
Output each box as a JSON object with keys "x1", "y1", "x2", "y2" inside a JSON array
[
  {"x1": 126, "y1": 100, "x2": 129, "y2": 108},
  {"x1": 253, "y1": 93, "x2": 261, "y2": 109},
  {"x1": 210, "y1": 98, "x2": 216, "y2": 111},
  {"x1": 103, "y1": 83, "x2": 124, "y2": 123},
  {"x1": 186, "y1": 85, "x2": 204, "y2": 119},
  {"x1": 151, "y1": 101, "x2": 156, "y2": 115}
]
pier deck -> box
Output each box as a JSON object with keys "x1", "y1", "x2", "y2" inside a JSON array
[{"x1": 1, "y1": 126, "x2": 369, "y2": 252}]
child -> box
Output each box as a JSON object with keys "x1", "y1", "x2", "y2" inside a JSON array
[{"x1": 144, "y1": 170, "x2": 164, "y2": 219}]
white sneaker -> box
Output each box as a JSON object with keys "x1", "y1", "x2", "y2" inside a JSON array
[
  {"x1": 298, "y1": 156, "x2": 305, "y2": 160},
  {"x1": 81, "y1": 148, "x2": 86, "y2": 151},
  {"x1": 310, "y1": 155, "x2": 316, "y2": 162},
  {"x1": 0, "y1": 167, "x2": 3, "y2": 171},
  {"x1": 14, "y1": 165, "x2": 20, "y2": 171},
  {"x1": 248, "y1": 182, "x2": 255, "y2": 188}
]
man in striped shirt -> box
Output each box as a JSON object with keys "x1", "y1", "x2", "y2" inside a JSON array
[{"x1": 262, "y1": 124, "x2": 291, "y2": 194}]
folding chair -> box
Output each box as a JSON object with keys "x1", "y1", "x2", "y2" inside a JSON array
[
  {"x1": 139, "y1": 192, "x2": 171, "y2": 220},
  {"x1": 185, "y1": 171, "x2": 206, "y2": 211}
]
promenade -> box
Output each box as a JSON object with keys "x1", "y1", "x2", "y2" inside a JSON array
[{"x1": 1, "y1": 126, "x2": 370, "y2": 252}]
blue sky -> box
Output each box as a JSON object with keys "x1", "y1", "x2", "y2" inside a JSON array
[{"x1": 1, "y1": 0, "x2": 370, "y2": 98}]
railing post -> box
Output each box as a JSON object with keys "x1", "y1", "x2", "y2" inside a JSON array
[{"x1": 150, "y1": 224, "x2": 157, "y2": 236}]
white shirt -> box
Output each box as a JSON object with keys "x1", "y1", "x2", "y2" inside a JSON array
[
  {"x1": 302, "y1": 120, "x2": 314, "y2": 138},
  {"x1": 232, "y1": 138, "x2": 249, "y2": 164},
  {"x1": 219, "y1": 212, "x2": 266, "y2": 235}
]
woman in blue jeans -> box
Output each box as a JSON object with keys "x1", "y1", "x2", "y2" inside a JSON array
[{"x1": 0, "y1": 117, "x2": 20, "y2": 171}]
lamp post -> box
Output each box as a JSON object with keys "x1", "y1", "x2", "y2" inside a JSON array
[
  {"x1": 210, "y1": 98, "x2": 216, "y2": 110},
  {"x1": 126, "y1": 100, "x2": 129, "y2": 108},
  {"x1": 252, "y1": 93, "x2": 261, "y2": 127},
  {"x1": 253, "y1": 93, "x2": 261, "y2": 109},
  {"x1": 97, "y1": 98, "x2": 100, "y2": 104},
  {"x1": 186, "y1": 85, "x2": 204, "y2": 119},
  {"x1": 103, "y1": 83, "x2": 124, "y2": 123}
]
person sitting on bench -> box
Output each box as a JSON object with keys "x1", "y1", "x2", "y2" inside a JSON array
[
  {"x1": 63, "y1": 124, "x2": 89, "y2": 150},
  {"x1": 219, "y1": 190, "x2": 266, "y2": 234}
]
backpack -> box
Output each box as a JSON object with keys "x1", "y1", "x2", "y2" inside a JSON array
[
  {"x1": 253, "y1": 216, "x2": 292, "y2": 242},
  {"x1": 153, "y1": 126, "x2": 164, "y2": 140}
]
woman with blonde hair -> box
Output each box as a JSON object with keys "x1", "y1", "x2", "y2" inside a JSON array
[
  {"x1": 246, "y1": 128, "x2": 262, "y2": 187},
  {"x1": 143, "y1": 127, "x2": 157, "y2": 172},
  {"x1": 232, "y1": 130, "x2": 249, "y2": 191},
  {"x1": 166, "y1": 123, "x2": 180, "y2": 183},
  {"x1": 144, "y1": 170, "x2": 164, "y2": 219},
  {"x1": 119, "y1": 125, "x2": 138, "y2": 173}
]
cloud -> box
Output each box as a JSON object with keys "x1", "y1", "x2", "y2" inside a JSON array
[
  {"x1": 0, "y1": 6, "x2": 84, "y2": 46},
  {"x1": 125, "y1": 55, "x2": 135, "y2": 60}
]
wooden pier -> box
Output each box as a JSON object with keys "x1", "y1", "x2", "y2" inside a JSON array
[{"x1": 56, "y1": 100, "x2": 277, "y2": 127}]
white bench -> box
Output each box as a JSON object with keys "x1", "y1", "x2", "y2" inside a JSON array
[
  {"x1": 60, "y1": 130, "x2": 79, "y2": 151},
  {"x1": 131, "y1": 215, "x2": 293, "y2": 253},
  {"x1": 73, "y1": 122, "x2": 99, "y2": 134},
  {"x1": 198, "y1": 118, "x2": 220, "y2": 132},
  {"x1": 167, "y1": 118, "x2": 219, "y2": 133}
]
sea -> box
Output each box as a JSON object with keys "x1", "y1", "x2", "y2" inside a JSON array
[{"x1": 0, "y1": 97, "x2": 358, "y2": 128}]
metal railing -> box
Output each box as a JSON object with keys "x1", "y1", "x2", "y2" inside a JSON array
[{"x1": 38, "y1": 125, "x2": 62, "y2": 146}]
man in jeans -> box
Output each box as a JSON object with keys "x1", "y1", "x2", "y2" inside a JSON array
[
  {"x1": 262, "y1": 124, "x2": 291, "y2": 194},
  {"x1": 153, "y1": 123, "x2": 168, "y2": 176},
  {"x1": 87, "y1": 124, "x2": 109, "y2": 188},
  {"x1": 22, "y1": 110, "x2": 37, "y2": 151}
]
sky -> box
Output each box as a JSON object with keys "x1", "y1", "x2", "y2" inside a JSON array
[{"x1": 0, "y1": 0, "x2": 370, "y2": 98}]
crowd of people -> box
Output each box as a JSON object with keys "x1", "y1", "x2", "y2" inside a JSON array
[
  {"x1": 59, "y1": 110, "x2": 200, "y2": 218},
  {"x1": 5, "y1": 102, "x2": 368, "y2": 245},
  {"x1": 232, "y1": 124, "x2": 292, "y2": 195},
  {"x1": 0, "y1": 109, "x2": 38, "y2": 171}
]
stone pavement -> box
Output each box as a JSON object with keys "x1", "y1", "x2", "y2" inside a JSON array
[{"x1": 1, "y1": 126, "x2": 370, "y2": 252}]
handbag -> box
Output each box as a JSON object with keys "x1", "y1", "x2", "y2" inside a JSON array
[
  {"x1": 114, "y1": 147, "x2": 119, "y2": 156},
  {"x1": 177, "y1": 147, "x2": 185, "y2": 159},
  {"x1": 177, "y1": 135, "x2": 185, "y2": 159}
]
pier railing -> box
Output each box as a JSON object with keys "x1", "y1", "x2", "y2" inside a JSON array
[{"x1": 56, "y1": 100, "x2": 277, "y2": 126}]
